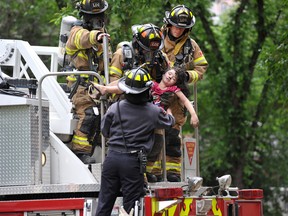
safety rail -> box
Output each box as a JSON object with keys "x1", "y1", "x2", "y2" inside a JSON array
[
  {"x1": 37, "y1": 71, "x2": 105, "y2": 184},
  {"x1": 0, "y1": 39, "x2": 73, "y2": 134}
]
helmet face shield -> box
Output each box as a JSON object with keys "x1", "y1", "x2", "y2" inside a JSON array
[
  {"x1": 132, "y1": 24, "x2": 164, "y2": 52},
  {"x1": 83, "y1": 13, "x2": 105, "y2": 29},
  {"x1": 165, "y1": 5, "x2": 195, "y2": 29}
]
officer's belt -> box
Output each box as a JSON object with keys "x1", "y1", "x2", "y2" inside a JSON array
[{"x1": 108, "y1": 145, "x2": 142, "y2": 154}]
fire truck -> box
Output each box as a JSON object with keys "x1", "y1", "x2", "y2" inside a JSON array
[{"x1": 0, "y1": 38, "x2": 263, "y2": 215}]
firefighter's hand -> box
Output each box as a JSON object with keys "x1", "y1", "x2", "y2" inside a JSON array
[
  {"x1": 97, "y1": 33, "x2": 110, "y2": 42},
  {"x1": 119, "y1": 206, "x2": 134, "y2": 216},
  {"x1": 160, "y1": 92, "x2": 176, "y2": 110}
]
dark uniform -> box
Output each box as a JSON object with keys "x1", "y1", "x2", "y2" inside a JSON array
[{"x1": 96, "y1": 68, "x2": 175, "y2": 215}]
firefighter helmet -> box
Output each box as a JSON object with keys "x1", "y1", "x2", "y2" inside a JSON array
[
  {"x1": 164, "y1": 5, "x2": 195, "y2": 29},
  {"x1": 118, "y1": 67, "x2": 153, "y2": 94},
  {"x1": 78, "y1": 0, "x2": 108, "y2": 15},
  {"x1": 132, "y1": 23, "x2": 164, "y2": 51}
]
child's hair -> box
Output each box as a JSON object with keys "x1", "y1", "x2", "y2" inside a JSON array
[{"x1": 173, "y1": 66, "x2": 190, "y2": 97}]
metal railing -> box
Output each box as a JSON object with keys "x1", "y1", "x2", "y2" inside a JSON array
[{"x1": 37, "y1": 71, "x2": 104, "y2": 184}]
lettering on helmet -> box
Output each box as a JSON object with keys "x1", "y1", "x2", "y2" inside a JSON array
[{"x1": 92, "y1": 2, "x2": 101, "y2": 8}]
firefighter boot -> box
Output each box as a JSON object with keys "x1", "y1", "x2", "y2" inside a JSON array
[
  {"x1": 155, "y1": 175, "x2": 163, "y2": 182},
  {"x1": 167, "y1": 173, "x2": 181, "y2": 182},
  {"x1": 77, "y1": 154, "x2": 96, "y2": 164},
  {"x1": 146, "y1": 172, "x2": 157, "y2": 183}
]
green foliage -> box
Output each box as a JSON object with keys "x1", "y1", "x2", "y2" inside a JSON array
[{"x1": 0, "y1": 0, "x2": 60, "y2": 45}]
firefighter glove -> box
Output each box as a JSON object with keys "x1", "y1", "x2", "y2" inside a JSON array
[{"x1": 160, "y1": 92, "x2": 176, "y2": 110}]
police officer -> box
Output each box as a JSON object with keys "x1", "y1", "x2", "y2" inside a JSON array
[
  {"x1": 148, "y1": 5, "x2": 209, "y2": 182},
  {"x1": 96, "y1": 67, "x2": 175, "y2": 215},
  {"x1": 65, "y1": 0, "x2": 111, "y2": 164}
]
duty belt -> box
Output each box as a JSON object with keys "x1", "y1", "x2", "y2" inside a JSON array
[{"x1": 108, "y1": 145, "x2": 142, "y2": 154}]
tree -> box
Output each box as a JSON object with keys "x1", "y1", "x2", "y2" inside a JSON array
[{"x1": 193, "y1": 0, "x2": 288, "y2": 214}]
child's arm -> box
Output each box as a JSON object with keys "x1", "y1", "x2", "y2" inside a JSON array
[
  {"x1": 175, "y1": 91, "x2": 199, "y2": 128},
  {"x1": 91, "y1": 82, "x2": 123, "y2": 95}
]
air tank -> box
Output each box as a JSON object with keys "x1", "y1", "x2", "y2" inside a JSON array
[{"x1": 58, "y1": 16, "x2": 78, "y2": 67}]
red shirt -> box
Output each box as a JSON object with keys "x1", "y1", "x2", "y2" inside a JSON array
[{"x1": 151, "y1": 81, "x2": 180, "y2": 108}]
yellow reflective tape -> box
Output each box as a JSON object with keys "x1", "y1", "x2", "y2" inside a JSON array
[
  {"x1": 89, "y1": 31, "x2": 97, "y2": 44},
  {"x1": 74, "y1": 135, "x2": 88, "y2": 141},
  {"x1": 153, "y1": 160, "x2": 162, "y2": 167},
  {"x1": 191, "y1": 70, "x2": 199, "y2": 82},
  {"x1": 80, "y1": 74, "x2": 89, "y2": 78},
  {"x1": 146, "y1": 166, "x2": 153, "y2": 173},
  {"x1": 78, "y1": 50, "x2": 89, "y2": 60},
  {"x1": 166, "y1": 162, "x2": 181, "y2": 171},
  {"x1": 72, "y1": 135, "x2": 90, "y2": 146},
  {"x1": 109, "y1": 66, "x2": 123, "y2": 77},
  {"x1": 66, "y1": 47, "x2": 78, "y2": 55},
  {"x1": 75, "y1": 29, "x2": 86, "y2": 49},
  {"x1": 193, "y1": 56, "x2": 208, "y2": 65},
  {"x1": 67, "y1": 75, "x2": 77, "y2": 81}
]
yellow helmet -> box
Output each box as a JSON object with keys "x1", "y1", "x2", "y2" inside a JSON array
[
  {"x1": 164, "y1": 5, "x2": 195, "y2": 29},
  {"x1": 118, "y1": 67, "x2": 152, "y2": 94}
]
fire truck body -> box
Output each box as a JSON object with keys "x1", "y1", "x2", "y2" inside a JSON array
[{"x1": 0, "y1": 39, "x2": 263, "y2": 215}]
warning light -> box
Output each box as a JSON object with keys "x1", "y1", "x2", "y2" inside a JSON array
[
  {"x1": 216, "y1": 174, "x2": 232, "y2": 191},
  {"x1": 187, "y1": 177, "x2": 203, "y2": 192},
  {"x1": 238, "y1": 189, "x2": 264, "y2": 199},
  {"x1": 154, "y1": 188, "x2": 183, "y2": 199}
]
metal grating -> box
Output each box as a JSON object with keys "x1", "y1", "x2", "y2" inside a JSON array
[{"x1": 0, "y1": 104, "x2": 50, "y2": 186}]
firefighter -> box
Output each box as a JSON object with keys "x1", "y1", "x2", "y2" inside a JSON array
[
  {"x1": 149, "y1": 5, "x2": 209, "y2": 182},
  {"x1": 65, "y1": 0, "x2": 111, "y2": 164},
  {"x1": 109, "y1": 23, "x2": 169, "y2": 83},
  {"x1": 107, "y1": 23, "x2": 171, "y2": 183},
  {"x1": 96, "y1": 67, "x2": 175, "y2": 216}
]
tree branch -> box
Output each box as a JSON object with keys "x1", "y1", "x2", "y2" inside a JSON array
[
  {"x1": 195, "y1": 4, "x2": 224, "y2": 65},
  {"x1": 241, "y1": 1, "x2": 282, "y2": 102}
]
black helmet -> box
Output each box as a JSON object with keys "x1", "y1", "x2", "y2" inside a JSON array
[
  {"x1": 164, "y1": 5, "x2": 195, "y2": 29},
  {"x1": 132, "y1": 23, "x2": 164, "y2": 51},
  {"x1": 78, "y1": 0, "x2": 108, "y2": 15},
  {"x1": 118, "y1": 67, "x2": 153, "y2": 94}
]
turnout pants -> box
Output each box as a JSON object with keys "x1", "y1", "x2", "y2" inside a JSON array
[
  {"x1": 71, "y1": 85, "x2": 100, "y2": 155},
  {"x1": 151, "y1": 99, "x2": 186, "y2": 179}
]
